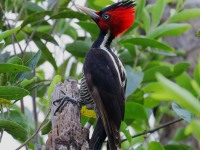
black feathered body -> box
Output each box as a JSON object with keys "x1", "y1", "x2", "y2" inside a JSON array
[
  {"x1": 77, "y1": 1, "x2": 136, "y2": 149},
  {"x1": 79, "y1": 30, "x2": 127, "y2": 149}
]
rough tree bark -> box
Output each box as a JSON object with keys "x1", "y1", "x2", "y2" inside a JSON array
[{"x1": 45, "y1": 79, "x2": 89, "y2": 150}]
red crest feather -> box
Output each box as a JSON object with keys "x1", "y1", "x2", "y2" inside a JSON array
[{"x1": 96, "y1": 0, "x2": 136, "y2": 37}]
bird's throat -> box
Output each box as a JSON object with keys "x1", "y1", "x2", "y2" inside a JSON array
[{"x1": 92, "y1": 30, "x2": 114, "y2": 50}]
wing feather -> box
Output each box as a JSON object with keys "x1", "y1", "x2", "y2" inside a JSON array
[{"x1": 84, "y1": 48, "x2": 125, "y2": 148}]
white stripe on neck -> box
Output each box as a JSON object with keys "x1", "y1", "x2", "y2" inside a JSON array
[
  {"x1": 99, "y1": 32, "x2": 122, "y2": 86},
  {"x1": 100, "y1": 32, "x2": 110, "y2": 50}
]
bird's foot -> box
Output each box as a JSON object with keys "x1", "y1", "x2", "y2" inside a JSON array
[{"x1": 53, "y1": 90, "x2": 80, "y2": 115}]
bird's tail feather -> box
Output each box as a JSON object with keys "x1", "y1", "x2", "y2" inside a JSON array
[{"x1": 90, "y1": 118, "x2": 107, "y2": 150}]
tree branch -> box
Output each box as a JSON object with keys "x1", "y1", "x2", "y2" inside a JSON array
[
  {"x1": 121, "y1": 118, "x2": 183, "y2": 143},
  {"x1": 16, "y1": 109, "x2": 51, "y2": 150},
  {"x1": 45, "y1": 79, "x2": 89, "y2": 150}
]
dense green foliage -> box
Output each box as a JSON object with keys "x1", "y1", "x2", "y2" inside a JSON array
[{"x1": 0, "y1": 0, "x2": 200, "y2": 149}]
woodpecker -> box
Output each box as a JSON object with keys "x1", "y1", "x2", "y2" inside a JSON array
[{"x1": 77, "y1": 1, "x2": 136, "y2": 149}]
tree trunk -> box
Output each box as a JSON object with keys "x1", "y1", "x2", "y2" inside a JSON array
[{"x1": 45, "y1": 79, "x2": 89, "y2": 150}]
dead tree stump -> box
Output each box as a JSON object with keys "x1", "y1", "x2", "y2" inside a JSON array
[{"x1": 45, "y1": 79, "x2": 89, "y2": 150}]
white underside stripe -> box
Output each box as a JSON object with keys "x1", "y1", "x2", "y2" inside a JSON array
[
  {"x1": 118, "y1": 57, "x2": 126, "y2": 87},
  {"x1": 99, "y1": 33, "x2": 122, "y2": 86}
]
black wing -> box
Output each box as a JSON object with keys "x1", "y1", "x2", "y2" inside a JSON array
[{"x1": 84, "y1": 48, "x2": 125, "y2": 149}]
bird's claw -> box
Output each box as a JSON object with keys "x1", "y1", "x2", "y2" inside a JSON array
[{"x1": 53, "y1": 90, "x2": 80, "y2": 115}]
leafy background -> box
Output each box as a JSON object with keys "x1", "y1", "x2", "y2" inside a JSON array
[{"x1": 0, "y1": 0, "x2": 200, "y2": 149}]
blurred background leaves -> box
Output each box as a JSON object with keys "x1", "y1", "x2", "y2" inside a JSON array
[{"x1": 0, "y1": 0, "x2": 200, "y2": 149}]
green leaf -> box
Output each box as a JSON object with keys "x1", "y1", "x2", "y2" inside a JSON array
[
  {"x1": 1, "y1": 110, "x2": 29, "y2": 129},
  {"x1": 37, "y1": 83, "x2": 47, "y2": 97},
  {"x1": 172, "y1": 62, "x2": 189, "y2": 77},
  {"x1": 24, "y1": 1, "x2": 44, "y2": 12},
  {"x1": 20, "y1": 77, "x2": 37, "y2": 87},
  {"x1": 125, "y1": 102, "x2": 148, "y2": 121},
  {"x1": 125, "y1": 66, "x2": 143, "y2": 97},
  {"x1": 87, "y1": 0, "x2": 102, "y2": 10},
  {"x1": 16, "y1": 51, "x2": 42, "y2": 82},
  {"x1": 151, "y1": 0, "x2": 165, "y2": 28},
  {"x1": 172, "y1": 103, "x2": 194, "y2": 123},
  {"x1": 121, "y1": 37, "x2": 174, "y2": 51},
  {"x1": 33, "y1": 39, "x2": 57, "y2": 70},
  {"x1": 33, "y1": 31, "x2": 58, "y2": 45},
  {"x1": 148, "y1": 23, "x2": 191, "y2": 39},
  {"x1": 66, "y1": 40, "x2": 92, "y2": 58},
  {"x1": 197, "y1": 30, "x2": 200, "y2": 36},
  {"x1": 0, "y1": 52, "x2": 10, "y2": 63},
  {"x1": 0, "y1": 86, "x2": 29, "y2": 100},
  {"x1": 126, "y1": 89, "x2": 144, "y2": 104},
  {"x1": 144, "y1": 97, "x2": 160, "y2": 108},
  {"x1": 165, "y1": 144, "x2": 195, "y2": 150},
  {"x1": 173, "y1": 128, "x2": 189, "y2": 142},
  {"x1": 0, "y1": 73, "x2": 7, "y2": 86},
  {"x1": 190, "y1": 80, "x2": 200, "y2": 97},
  {"x1": 120, "y1": 122, "x2": 132, "y2": 144},
  {"x1": 33, "y1": 25, "x2": 51, "y2": 33},
  {"x1": 185, "y1": 119, "x2": 200, "y2": 139},
  {"x1": 144, "y1": 62, "x2": 189, "y2": 83},
  {"x1": 149, "y1": 74, "x2": 200, "y2": 117},
  {"x1": 56, "y1": 57, "x2": 70, "y2": 79},
  {"x1": 0, "y1": 41, "x2": 3, "y2": 46},
  {"x1": 143, "y1": 66, "x2": 171, "y2": 83},
  {"x1": 25, "y1": 51, "x2": 42, "y2": 68},
  {"x1": 48, "y1": 75, "x2": 61, "y2": 100},
  {"x1": 4, "y1": 31, "x2": 24, "y2": 45},
  {"x1": 142, "y1": 8, "x2": 150, "y2": 34},
  {"x1": 50, "y1": 10, "x2": 89, "y2": 20},
  {"x1": 169, "y1": 9, "x2": 200, "y2": 22},
  {"x1": 7, "y1": 56, "x2": 22, "y2": 65},
  {"x1": 77, "y1": 21, "x2": 99, "y2": 40},
  {"x1": 55, "y1": 20, "x2": 78, "y2": 39},
  {"x1": 58, "y1": 0, "x2": 70, "y2": 8},
  {"x1": 136, "y1": 146, "x2": 145, "y2": 150},
  {"x1": 120, "y1": 43, "x2": 136, "y2": 58},
  {"x1": 21, "y1": 11, "x2": 52, "y2": 29},
  {"x1": 93, "y1": 0, "x2": 114, "y2": 7},
  {"x1": 69, "y1": 61, "x2": 78, "y2": 77},
  {"x1": 0, "y1": 120, "x2": 29, "y2": 142},
  {"x1": 0, "y1": 26, "x2": 21, "y2": 41},
  {"x1": 41, "y1": 120, "x2": 51, "y2": 135},
  {"x1": 175, "y1": 73, "x2": 196, "y2": 96},
  {"x1": 15, "y1": 52, "x2": 36, "y2": 64},
  {"x1": 64, "y1": 27, "x2": 78, "y2": 40},
  {"x1": 6, "y1": 56, "x2": 24, "y2": 84},
  {"x1": 0, "y1": 63, "x2": 31, "y2": 73},
  {"x1": 119, "y1": 50, "x2": 134, "y2": 65},
  {"x1": 148, "y1": 141, "x2": 164, "y2": 150},
  {"x1": 135, "y1": 0, "x2": 145, "y2": 22},
  {"x1": 194, "y1": 56, "x2": 200, "y2": 85}
]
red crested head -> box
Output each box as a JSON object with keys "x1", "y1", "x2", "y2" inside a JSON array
[
  {"x1": 96, "y1": 0, "x2": 136, "y2": 37},
  {"x1": 77, "y1": 0, "x2": 136, "y2": 37}
]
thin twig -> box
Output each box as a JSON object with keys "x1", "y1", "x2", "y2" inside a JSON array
[
  {"x1": 14, "y1": 2, "x2": 25, "y2": 27},
  {"x1": 0, "y1": 3, "x2": 24, "y2": 54},
  {"x1": 11, "y1": 34, "x2": 17, "y2": 55},
  {"x1": 32, "y1": 68, "x2": 40, "y2": 149},
  {"x1": 121, "y1": 118, "x2": 183, "y2": 143},
  {"x1": 23, "y1": 20, "x2": 43, "y2": 55},
  {"x1": 20, "y1": 99, "x2": 24, "y2": 113},
  {"x1": 16, "y1": 109, "x2": 51, "y2": 150}
]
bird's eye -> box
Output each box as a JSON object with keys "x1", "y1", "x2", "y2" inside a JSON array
[{"x1": 102, "y1": 14, "x2": 110, "y2": 20}]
